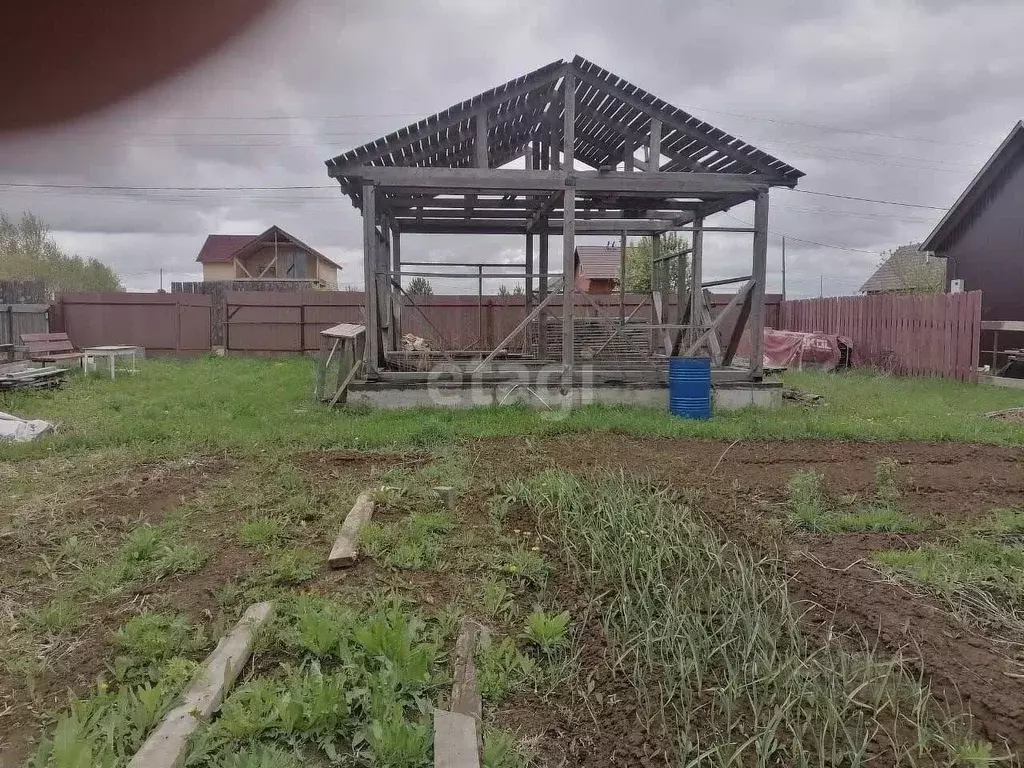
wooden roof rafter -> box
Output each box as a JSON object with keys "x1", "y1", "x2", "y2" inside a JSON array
[{"x1": 326, "y1": 54, "x2": 803, "y2": 207}]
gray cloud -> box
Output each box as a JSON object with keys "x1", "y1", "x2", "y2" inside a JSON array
[{"x1": 1, "y1": 0, "x2": 1021, "y2": 298}]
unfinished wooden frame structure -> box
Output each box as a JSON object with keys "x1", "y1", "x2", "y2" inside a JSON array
[{"x1": 325, "y1": 56, "x2": 803, "y2": 386}]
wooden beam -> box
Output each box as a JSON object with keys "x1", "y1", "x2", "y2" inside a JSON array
[
  {"x1": 563, "y1": 71, "x2": 575, "y2": 171},
  {"x1": 474, "y1": 110, "x2": 488, "y2": 168},
  {"x1": 434, "y1": 710, "x2": 480, "y2": 768},
  {"x1": 647, "y1": 118, "x2": 662, "y2": 173},
  {"x1": 570, "y1": 63, "x2": 791, "y2": 179},
  {"x1": 750, "y1": 190, "x2": 769, "y2": 379},
  {"x1": 623, "y1": 136, "x2": 634, "y2": 171},
  {"x1": 689, "y1": 216, "x2": 703, "y2": 344},
  {"x1": 329, "y1": 490, "x2": 375, "y2": 567},
  {"x1": 721, "y1": 283, "x2": 755, "y2": 367},
  {"x1": 362, "y1": 183, "x2": 379, "y2": 374},
  {"x1": 525, "y1": 230, "x2": 534, "y2": 310},
  {"x1": 683, "y1": 280, "x2": 754, "y2": 357},
  {"x1": 574, "y1": 171, "x2": 770, "y2": 196},
  {"x1": 472, "y1": 279, "x2": 564, "y2": 373},
  {"x1": 619, "y1": 230, "x2": 627, "y2": 324},
  {"x1": 128, "y1": 603, "x2": 275, "y2": 768},
  {"x1": 328, "y1": 66, "x2": 562, "y2": 174},
  {"x1": 358, "y1": 166, "x2": 771, "y2": 197}
]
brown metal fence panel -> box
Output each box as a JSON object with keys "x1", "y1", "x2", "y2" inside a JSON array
[
  {"x1": 224, "y1": 291, "x2": 365, "y2": 353},
  {"x1": 57, "y1": 293, "x2": 212, "y2": 355},
  {"x1": 779, "y1": 291, "x2": 981, "y2": 381}
]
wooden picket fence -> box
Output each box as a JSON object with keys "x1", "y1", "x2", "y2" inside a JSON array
[{"x1": 778, "y1": 291, "x2": 982, "y2": 381}]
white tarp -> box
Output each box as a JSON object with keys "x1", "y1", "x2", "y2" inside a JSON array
[{"x1": 0, "y1": 412, "x2": 53, "y2": 443}]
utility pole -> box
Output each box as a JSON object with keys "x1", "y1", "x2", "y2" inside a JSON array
[
  {"x1": 159, "y1": 268, "x2": 164, "y2": 292},
  {"x1": 780, "y1": 237, "x2": 786, "y2": 301},
  {"x1": 820, "y1": 274, "x2": 824, "y2": 298}
]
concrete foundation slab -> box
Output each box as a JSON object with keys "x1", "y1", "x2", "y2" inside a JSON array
[{"x1": 347, "y1": 378, "x2": 781, "y2": 412}]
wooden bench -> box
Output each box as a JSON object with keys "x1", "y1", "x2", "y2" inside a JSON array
[{"x1": 21, "y1": 332, "x2": 83, "y2": 365}]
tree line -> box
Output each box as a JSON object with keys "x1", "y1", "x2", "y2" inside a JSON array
[{"x1": 0, "y1": 210, "x2": 123, "y2": 294}]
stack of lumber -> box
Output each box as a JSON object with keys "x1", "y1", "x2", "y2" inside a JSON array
[{"x1": 0, "y1": 363, "x2": 69, "y2": 391}]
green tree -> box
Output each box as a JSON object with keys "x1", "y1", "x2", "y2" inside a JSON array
[
  {"x1": 406, "y1": 276, "x2": 434, "y2": 296},
  {"x1": 624, "y1": 233, "x2": 690, "y2": 293},
  {"x1": 0, "y1": 210, "x2": 123, "y2": 294},
  {"x1": 511, "y1": 283, "x2": 525, "y2": 296}
]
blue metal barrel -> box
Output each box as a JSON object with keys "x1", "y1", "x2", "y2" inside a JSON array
[{"x1": 668, "y1": 357, "x2": 712, "y2": 419}]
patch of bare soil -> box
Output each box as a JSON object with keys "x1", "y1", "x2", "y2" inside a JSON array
[
  {"x1": 466, "y1": 435, "x2": 1024, "y2": 757},
  {"x1": 0, "y1": 458, "x2": 232, "y2": 767}
]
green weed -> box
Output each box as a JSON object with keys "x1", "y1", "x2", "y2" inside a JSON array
[
  {"x1": 478, "y1": 576, "x2": 517, "y2": 621},
  {"x1": 237, "y1": 516, "x2": 292, "y2": 550},
  {"x1": 360, "y1": 511, "x2": 453, "y2": 570},
  {"x1": 116, "y1": 612, "x2": 195, "y2": 664},
  {"x1": 251, "y1": 548, "x2": 320, "y2": 587},
  {"x1": 498, "y1": 546, "x2": 549, "y2": 587},
  {"x1": 477, "y1": 635, "x2": 537, "y2": 703},
  {"x1": 27, "y1": 597, "x2": 85, "y2": 635},
  {"x1": 521, "y1": 610, "x2": 571, "y2": 656},
  {"x1": 787, "y1": 469, "x2": 827, "y2": 530},
  {"x1": 874, "y1": 457, "x2": 902, "y2": 503},
  {"x1": 788, "y1": 468, "x2": 921, "y2": 533},
  {"x1": 482, "y1": 726, "x2": 531, "y2": 768}
]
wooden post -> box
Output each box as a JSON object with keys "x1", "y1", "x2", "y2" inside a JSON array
[
  {"x1": 477, "y1": 265, "x2": 484, "y2": 348},
  {"x1": 623, "y1": 137, "x2": 634, "y2": 171},
  {"x1": 648, "y1": 118, "x2": 662, "y2": 172},
  {"x1": 392, "y1": 225, "x2": 402, "y2": 345},
  {"x1": 619, "y1": 230, "x2": 626, "y2": 325},
  {"x1": 538, "y1": 139, "x2": 550, "y2": 360},
  {"x1": 538, "y1": 220, "x2": 549, "y2": 359},
  {"x1": 525, "y1": 232, "x2": 534, "y2": 313},
  {"x1": 650, "y1": 233, "x2": 660, "y2": 354},
  {"x1": 474, "y1": 110, "x2": 488, "y2": 168},
  {"x1": 689, "y1": 216, "x2": 703, "y2": 347},
  {"x1": 362, "y1": 183, "x2": 379, "y2": 374},
  {"x1": 563, "y1": 72, "x2": 575, "y2": 171},
  {"x1": 562, "y1": 71, "x2": 576, "y2": 383},
  {"x1": 750, "y1": 190, "x2": 769, "y2": 379}
]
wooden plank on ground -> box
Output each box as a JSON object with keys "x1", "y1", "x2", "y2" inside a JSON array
[
  {"x1": 434, "y1": 709, "x2": 481, "y2": 768},
  {"x1": 128, "y1": 601, "x2": 275, "y2": 768},
  {"x1": 329, "y1": 490, "x2": 375, "y2": 568},
  {"x1": 450, "y1": 618, "x2": 481, "y2": 721}
]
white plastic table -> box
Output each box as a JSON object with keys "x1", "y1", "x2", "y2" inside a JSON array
[{"x1": 81, "y1": 346, "x2": 144, "y2": 379}]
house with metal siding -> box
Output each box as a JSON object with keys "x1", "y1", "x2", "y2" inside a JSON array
[{"x1": 922, "y1": 121, "x2": 1024, "y2": 324}]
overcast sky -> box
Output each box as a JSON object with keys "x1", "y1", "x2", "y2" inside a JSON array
[{"x1": 1, "y1": 0, "x2": 1020, "y2": 297}]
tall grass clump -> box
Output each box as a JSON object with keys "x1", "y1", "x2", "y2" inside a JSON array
[{"x1": 502, "y1": 470, "x2": 994, "y2": 766}]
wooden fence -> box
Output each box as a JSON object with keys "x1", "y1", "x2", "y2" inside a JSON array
[
  {"x1": 52, "y1": 293, "x2": 212, "y2": 355},
  {"x1": 778, "y1": 291, "x2": 982, "y2": 381},
  {"x1": 52, "y1": 289, "x2": 782, "y2": 358}
]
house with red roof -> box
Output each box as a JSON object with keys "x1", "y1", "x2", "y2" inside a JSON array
[
  {"x1": 196, "y1": 225, "x2": 341, "y2": 288},
  {"x1": 574, "y1": 245, "x2": 621, "y2": 294}
]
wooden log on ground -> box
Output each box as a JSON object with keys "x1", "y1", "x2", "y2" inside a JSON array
[
  {"x1": 434, "y1": 709, "x2": 481, "y2": 768},
  {"x1": 328, "y1": 490, "x2": 375, "y2": 568},
  {"x1": 450, "y1": 617, "x2": 481, "y2": 721},
  {"x1": 128, "y1": 601, "x2": 275, "y2": 768}
]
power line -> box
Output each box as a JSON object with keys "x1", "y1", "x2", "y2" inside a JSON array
[
  {"x1": 721, "y1": 212, "x2": 879, "y2": 255},
  {"x1": 0, "y1": 182, "x2": 335, "y2": 191},
  {"x1": 676, "y1": 104, "x2": 993, "y2": 149},
  {"x1": 786, "y1": 188, "x2": 949, "y2": 211}
]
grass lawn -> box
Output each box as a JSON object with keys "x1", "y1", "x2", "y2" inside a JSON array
[
  {"x1": 1, "y1": 357, "x2": 1022, "y2": 767},
  {"x1": 0, "y1": 355, "x2": 1021, "y2": 463}
]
